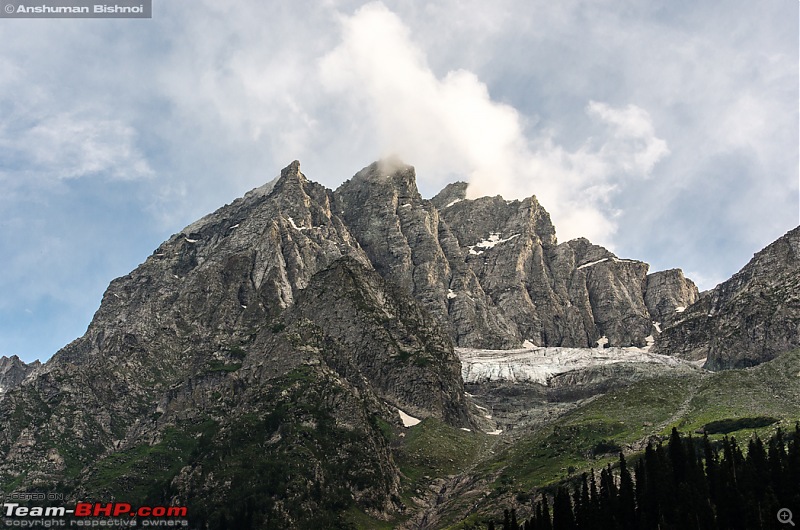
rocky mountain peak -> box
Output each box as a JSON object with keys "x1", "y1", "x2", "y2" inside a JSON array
[
  {"x1": 653, "y1": 225, "x2": 800, "y2": 368},
  {"x1": 348, "y1": 158, "x2": 421, "y2": 201},
  {"x1": 431, "y1": 181, "x2": 468, "y2": 209},
  {"x1": 562, "y1": 238, "x2": 616, "y2": 266},
  {"x1": 271, "y1": 159, "x2": 306, "y2": 192},
  {"x1": 0, "y1": 355, "x2": 39, "y2": 394},
  {"x1": 644, "y1": 268, "x2": 699, "y2": 323}
]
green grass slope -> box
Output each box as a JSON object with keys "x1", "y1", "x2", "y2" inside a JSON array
[{"x1": 434, "y1": 349, "x2": 800, "y2": 528}]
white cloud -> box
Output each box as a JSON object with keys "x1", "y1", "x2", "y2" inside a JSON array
[
  {"x1": 20, "y1": 114, "x2": 153, "y2": 181},
  {"x1": 319, "y1": 2, "x2": 669, "y2": 245},
  {"x1": 584, "y1": 101, "x2": 670, "y2": 177}
]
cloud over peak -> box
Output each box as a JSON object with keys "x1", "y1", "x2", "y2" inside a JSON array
[{"x1": 319, "y1": 1, "x2": 669, "y2": 246}]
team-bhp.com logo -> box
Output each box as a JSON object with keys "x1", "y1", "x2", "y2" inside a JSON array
[{"x1": 3, "y1": 502, "x2": 189, "y2": 526}]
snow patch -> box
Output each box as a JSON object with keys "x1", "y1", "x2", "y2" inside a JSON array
[
  {"x1": 522, "y1": 339, "x2": 535, "y2": 348},
  {"x1": 577, "y1": 257, "x2": 639, "y2": 270},
  {"x1": 675, "y1": 306, "x2": 686, "y2": 313},
  {"x1": 645, "y1": 335, "x2": 655, "y2": 350},
  {"x1": 445, "y1": 198, "x2": 463, "y2": 208},
  {"x1": 447, "y1": 289, "x2": 457, "y2": 299},
  {"x1": 287, "y1": 216, "x2": 310, "y2": 231},
  {"x1": 398, "y1": 408, "x2": 421, "y2": 427},
  {"x1": 486, "y1": 429, "x2": 503, "y2": 435},
  {"x1": 595, "y1": 336, "x2": 609, "y2": 349},
  {"x1": 577, "y1": 257, "x2": 609, "y2": 270},
  {"x1": 184, "y1": 237, "x2": 198, "y2": 244},
  {"x1": 468, "y1": 233, "x2": 520, "y2": 255},
  {"x1": 287, "y1": 216, "x2": 323, "y2": 231},
  {"x1": 401, "y1": 204, "x2": 412, "y2": 208},
  {"x1": 229, "y1": 224, "x2": 239, "y2": 230},
  {"x1": 460, "y1": 428, "x2": 472, "y2": 432},
  {"x1": 653, "y1": 321, "x2": 662, "y2": 333}
]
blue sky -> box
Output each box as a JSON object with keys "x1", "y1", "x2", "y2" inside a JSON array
[{"x1": 1, "y1": 0, "x2": 798, "y2": 363}]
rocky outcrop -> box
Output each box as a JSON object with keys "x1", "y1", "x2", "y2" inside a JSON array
[
  {"x1": 0, "y1": 355, "x2": 39, "y2": 394},
  {"x1": 290, "y1": 257, "x2": 470, "y2": 426},
  {"x1": 644, "y1": 269, "x2": 699, "y2": 324},
  {"x1": 653, "y1": 226, "x2": 800, "y2": 369}
]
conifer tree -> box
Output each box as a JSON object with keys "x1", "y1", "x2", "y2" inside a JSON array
[
  {"x1": 574, "y1": 473, "x2": 592, "y2": 530},
  {"x1": 669, "y1": 427, "x2": 687, "y2": 485},
  {"x1": 552, "y1": 487, "x2": 575, "y2": 530},
  {"x1": 703, "y1": 433, "x2": 718, "y2": 506},
  {"x1": 541, "y1": 493, "x2": 553, "y2": 530},
  {"x1": 618, "y1": 453, "x2": 636, "y2": 530}
]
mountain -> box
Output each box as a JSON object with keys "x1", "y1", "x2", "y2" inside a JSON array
[
  {"x1": 1, "y1": 159, "x2": 793, "y2": 529},
  {"x1": 0, "y1": 161, "x2": 474, "y2": 527},
  {"x1": 653, "y1": 225, "x2": 800, "y2": 369}
]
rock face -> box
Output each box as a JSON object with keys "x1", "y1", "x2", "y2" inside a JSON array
[
  {"x1": 653, "y1": 226, "x2": 800, "y2": 369},
  {"x1": 645, "y1": 269, "x2": 699, "y2": 323},
  {"x1": 335, "y1": 161, "x2": 691, "y2": 350},
  {"x1": 0, "y1": 159, "x2": 702, "y2": 526},
  {"x1": 0, "y1": 355, "x2": 39, "y2": 394}
]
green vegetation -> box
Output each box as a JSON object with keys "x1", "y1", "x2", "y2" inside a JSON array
[
  {"x1": 392, "y1": 418, "x2": 498, "y2": 527},
  {"x1": 371, "y1": 416, "x2": 395, "y2": 442},
  {"x1": 343, "y1": 506, "x2": 397, "y2": 530},
  {"x1": 176, "y1": 367, "x2": 395, "y2": 529},
  {"x1": 82, "y1": 420, "x2": 218, "y2": 502},
  {"x1": 398, "y1": 419, "x2": 493, "y2": 485},
  {"x1": 675, "y1": 349, "x2": 800, "y2": 434},
  {"x1": 227, "y1": 345, "x2": 247, "y2": 359},
  {"x1": 205, "y1": 359, "x2": 242, "y2": 372},
  {"x1": 486, "y1": 373, "x2": 700, "y2": 492}
]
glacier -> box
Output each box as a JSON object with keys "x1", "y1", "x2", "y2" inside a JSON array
[{"x1": 458, "y1": 345, "x2": 698, "y2": 385}]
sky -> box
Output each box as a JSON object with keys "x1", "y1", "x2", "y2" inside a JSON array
[{"x1": 0, "y1": 0, "x2": 798, "y2": 364}]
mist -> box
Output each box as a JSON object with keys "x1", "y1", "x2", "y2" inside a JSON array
[{"x1": 319, "y1": 2, "x2": 669, "y2": 246}]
